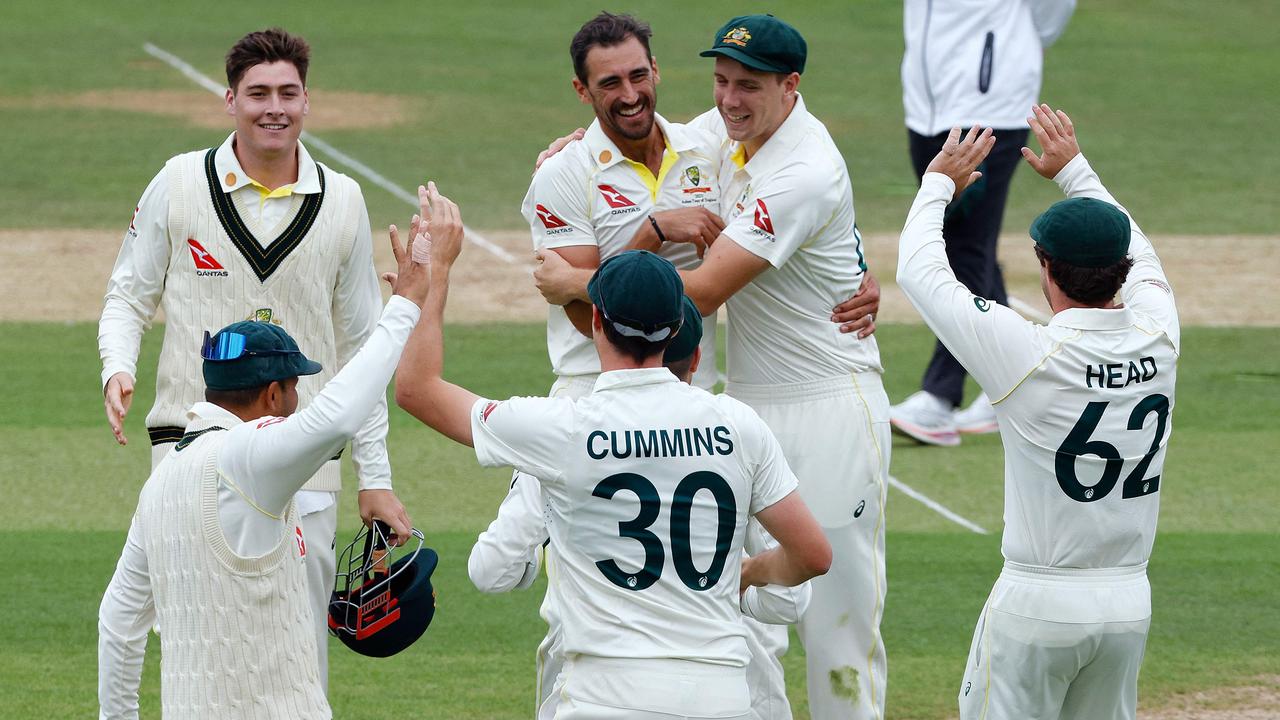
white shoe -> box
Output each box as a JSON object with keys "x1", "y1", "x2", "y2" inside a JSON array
[
  {"x1": 954, "y1": 392, "x2": 998, "y2": 435},
  {"x1": 890, "y1": 391, "x2": 960, "y2": 446}
]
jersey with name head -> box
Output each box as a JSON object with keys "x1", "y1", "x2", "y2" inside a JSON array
[
  {"x1": 469, "y1": 367, "x2": 797, "y2": 666},
  {"x1": 899, "y1": 154, "x2": 1179, "y2": 572}
]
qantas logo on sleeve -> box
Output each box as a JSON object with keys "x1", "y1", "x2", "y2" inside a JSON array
[
  {"x1": 481, "y1": 401, "x2": 501, "y2": 422},
  {"x1": 535, "y1": 204, "x2": 568, "y2": 229},
  {"x1": 753, "y1": 199, "x2": 775, "y2": 235},
  {"x1": 597, "y1": 184, "x2": 636, "y2": 208},
  {"x1": 295, "y1": 526, "x2": 307, "y2": 558},
  {"x1": 187, "y1": 239, "x2": 228, "y2": 276}
]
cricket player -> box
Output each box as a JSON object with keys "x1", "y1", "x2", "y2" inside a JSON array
[
  {"x1": 467, "y1": 296, "x2": 812, "y2": 720},
  {"x1": 96, "y1": 28, "x2": 409, "y2": 686},
  {"x1": 536, "y1": 15, "x2": 890, "y2": 718},
  {"x1": 394, "y1": 183, "x2": 831, "y2": 718},
  {"x1": 896, "y1": 106, "x2": 1178, "y2": 719},
  {"x1": 98, "y1": 225, "x2": 432, "y2": 720}
]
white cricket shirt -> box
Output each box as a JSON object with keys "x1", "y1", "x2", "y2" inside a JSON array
[
  {"x1": 469, "y1": 368, "x2": 797, "y2": 667},
  {"x1": 521, "y1": 115, "x2": 722, "y2": 379},
  {"x1": 897, "y1": 155, "x2": 1178, "y2": 575},
  {"x1": 692, "y1": 97, "x2": 882, "y2": 384}
]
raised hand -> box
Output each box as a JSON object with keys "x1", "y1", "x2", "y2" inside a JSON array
[
  {"x1": 925, "y1": 125, "x2": 997, "y2": 198},
  {"x1": 419, "y1": 182, "x2": 465, "y2": 269},
  {"x1": 1021, "y1": 104, "x2": 1081, "y2": 179},
  {"x1": 387, "y1": 217, "x2": 431, "y2": 307}
]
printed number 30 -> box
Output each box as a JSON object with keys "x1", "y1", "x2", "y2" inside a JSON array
[
  {"x1": 592, "y1": 471, "x2": 736, "y2": 592},
  {"x1": 1055, "y1": 393, "x2": 1170, "y2": 502}
]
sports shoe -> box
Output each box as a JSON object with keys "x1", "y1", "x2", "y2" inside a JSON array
[
  {"x1": 954, "y1": 392, "x2": 999, "y2": 435},
  {"x1": 890, "y1": 391, "x2": 960, "y2": 446}
]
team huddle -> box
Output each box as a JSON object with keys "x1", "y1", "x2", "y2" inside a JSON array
[{"x1": 96, "y1": 9, "x2": 1178, "y2": 720}]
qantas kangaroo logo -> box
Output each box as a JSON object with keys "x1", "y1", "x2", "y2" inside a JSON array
[
  {"x1": 535, "y1": 204, "x2": 568, "y2": 229},
  {"x1": 753, "y1": 199, "x2": 775, "y2": 235},
  {"x1": 597, "y1": 184, "x2": 636, "y2": 209},
  {"x1": 187, "y1": 239, "x2": 225, "y2": 270}
]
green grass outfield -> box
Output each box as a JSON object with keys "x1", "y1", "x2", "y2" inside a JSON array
[{"x1": 1, "y1": 322, "x2": 1276, "y2": 718}]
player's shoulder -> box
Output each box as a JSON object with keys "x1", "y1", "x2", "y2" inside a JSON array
[
  {"x1": 531, "y1": 139, "x2": 595, "y2": 188},
  {"x1": 664, "y1": 116, "x2": 725, "y2": 156},
  {"x1": 312, "y1": 160, "x2": 362, "y2": 194}
]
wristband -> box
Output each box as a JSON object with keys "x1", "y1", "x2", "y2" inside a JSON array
[{"x1": 648, "y1": 215, "x2": 669, "y2": 245}]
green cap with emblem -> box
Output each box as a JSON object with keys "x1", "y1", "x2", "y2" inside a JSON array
[
  {"x1": 201, "y1": 320, "x2": 323, "y2": 391},
  {"x1": 1031, "y1": 197, "x2": 1131, "y2": 268},
  {"x1": 587, "y1": 250, "x2": 685, "y2": 343},
  {"x1": 700, "y1": 14, "x2": 807, "y2": 75},
  {"x1": 662, "y1": 296, "x2": 704, "y2": 364}
]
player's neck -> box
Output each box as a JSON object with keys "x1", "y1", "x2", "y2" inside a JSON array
[
  {"x1": 233, "y1": 138, "x2": 300, "y2": 191},
  {"x1": 609, "y1": 126, "x2": 665, "y2": 177},
  {"x1": 1047, "y1": 286, "x2": 1122, "y2": 314}
]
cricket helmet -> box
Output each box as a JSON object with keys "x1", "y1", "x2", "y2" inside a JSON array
[{"x1": 328, "y1": 521, "x2": 439, "y2": 658}]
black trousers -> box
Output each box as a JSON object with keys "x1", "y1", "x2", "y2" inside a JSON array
[{"x1": 907, "y1": 127, "x2": 1028, "y2": 407}]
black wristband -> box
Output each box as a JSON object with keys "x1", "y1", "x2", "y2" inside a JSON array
[{"x1": 648, "y1": 214, "x2": 669, "y2": 245}]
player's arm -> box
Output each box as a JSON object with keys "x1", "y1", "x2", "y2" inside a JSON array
[
  {"x1": 332, "y1": 196, "x2": 412, "y2": 530},
  {"x1": 546, "y1": 245, "x2": 599, "y2": 337},
  {"x1": 744, "y1": 492, "x2": 832, "y2": 589},
  {"x1": 1027, "y1": 0, "x2": 1076, "y2": 47},
  {"x1": 98, "y1": 168, "x2": 171, "y2": 446},
  {"x1": 523, "y1": 154, "x2": 603, "y2": 337},
  {"x1": 739, "y1": 522, "x2": 812, "y2": 624},
  {"x1": 98, "y1": 514, "x2": 155, "y2": 720},
  {"x1": 1023, "y1": 105, "x2": 1180, "y2": 349},
  {"x1": 219, "y1": 218, "x2": 431, "y2": 538},
  {"x1": 897, "y1": 126, "x2": 1043, "y2": 396},
  {"x1": 394, "y1": 184, "x2": 483, "y2": 447},
  {"x1": 468, "y1": 471, "x2": 549, "y2": 593}
]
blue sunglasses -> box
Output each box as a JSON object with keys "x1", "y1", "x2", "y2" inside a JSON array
[{"x1": 201, "y1": 330, "x2": 298, "y2": 362}]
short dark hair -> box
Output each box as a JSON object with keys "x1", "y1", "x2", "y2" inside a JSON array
[
  {"x1": 205, "y1": 384, "x2": 268, "y2": 409},
  {"x1": 600, "y1": 315, "x2": 672, "y2": 364},
  {"x1": 225, "y1": 27, "x2": 311, "y2": 91},
  {"x1": 570, "y1": 12, "x2": 653, "y2": 84},
  {"x1": 1035, "y1": 245, "x2": 1133, "y2": 305},
  {"x1": 664, "y1": 356, "x2": 695, "y2": 382}
]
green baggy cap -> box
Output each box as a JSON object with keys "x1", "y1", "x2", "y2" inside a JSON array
[
  {"x1": 700, "y1": 14, "x2": 806, "y2": 75},
  {"x1": 202, "y1": 320, "x2": 323, "y2": 391},
  {"x1": 587, "y1": 250, "x2": 685, "y2": 343},
  {"x1": 662, "y1": 296, "x2": 704, "y2": 364},
  {"x1": 1031, "y1": 197, "x2": 1131, "y2": 268}
]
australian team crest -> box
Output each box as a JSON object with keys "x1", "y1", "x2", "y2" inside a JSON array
[
  {"x1": 249, "y1": 308, "x2": 282, "y2": 325},
  {"x1": 723, "y1": 27, "x2": 751, "y2": 47},
  {"x1": 684, "y1": 166, "x2": 701, "y2": 187}
]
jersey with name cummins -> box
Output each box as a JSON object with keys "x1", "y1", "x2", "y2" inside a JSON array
[{"x1": 468, "y1": 367, "x2": 797, "y2": 666}]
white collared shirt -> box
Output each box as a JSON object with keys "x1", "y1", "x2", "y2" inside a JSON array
[
  {"x1": 468, "y1": 367, "x2": 797, "y2": 667},
  {"x1": 691, "y1": 97, "x2": 882, "y2": 384},
  {"x1": 897, "y1": 154, "x2": 1179, "y2": 574},
  {"x1": 522, "y1": 115, "x2": 723, "y2": 378},
  {"x1": 98, "y1": 133, "x2": 390, "y2": 491}
]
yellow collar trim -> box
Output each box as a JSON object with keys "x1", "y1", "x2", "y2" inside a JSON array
[
  {"x1": 730, "y1": 144, "x2": 748, "y2": 170},
  {"x1": 621, "y1": 135, "x2": 679, "y2": 203}
]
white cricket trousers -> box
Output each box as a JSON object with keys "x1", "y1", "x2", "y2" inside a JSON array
[
  {"x1": 151, "y1": 443, "x2": 339, "y2": 691},
  {"x1": 554, "y1": 655, "x2": 750, "y2": 720},
  {"x1": 727, "y1": 371, "x2": 890, "y2": 720},
  {"x1": 959, "y1": 563, "x2": 1151, "y2": 720}
]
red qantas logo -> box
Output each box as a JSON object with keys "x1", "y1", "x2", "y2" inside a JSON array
[
  {"x1": 753, "y1": 199, "x2": 775, "y2": 234},
  {"x1": 295, "y1": 526, "x2": 307, "y2": 558},
  {"x1": 129, "y1": 206, "x2": 139, "y2": 231},
  {"x1": 187, "y1": 239, "x2": 225, "y2": 270},
  {"x1": 597, "y1": 184, "x2": 636, "y2": 209},
  {"x1": 481, "y1": 401, "x2": 500, "y2": 422},
  {"x1": 535, "y1": 204, "x2": 568, "y2": 229}
]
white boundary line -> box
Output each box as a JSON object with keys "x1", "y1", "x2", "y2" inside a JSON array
[
  {"x1": 1008, "y1": 295, "x2": 1050, "y2": 323},
  {"x1": 888, "y1": 475, "x2": 990, "y2": 534},
  {"x1": 142, "y1": 43, "x2": 516, "y2": 264}
]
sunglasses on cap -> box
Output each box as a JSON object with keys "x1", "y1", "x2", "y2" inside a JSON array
[{"x1": 200, "y1": 330, "x2": 300, "y2": 362}]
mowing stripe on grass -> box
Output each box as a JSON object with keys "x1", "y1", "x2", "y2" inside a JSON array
[
  {"x1": 141, "y1": 43, "x2": 516, "y2": 264},
  {"x1": 888, "y1": 475, "x2": 990, "y2": 534}
]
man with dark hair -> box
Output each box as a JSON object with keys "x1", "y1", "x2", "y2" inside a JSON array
[
  {"x1": 397, "y1": 187, "x2": 831, "y2": 718},
  {"x1": 535, "y1": 14, "x2": 889, "y2": 719},
  {"x1": 896, "y1": 106, "x2": 1178, "y2": 720},
  {"x1": 98, "y1": 225, "x2": 432, "y2": 720},
  {"x1": 97, "y1": 26, "x2": 409, "y2": 689}
]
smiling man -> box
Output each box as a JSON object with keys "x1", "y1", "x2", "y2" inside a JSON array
[{"x1": 97, "y1": 27, "x2": 410, "y2": 691}]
